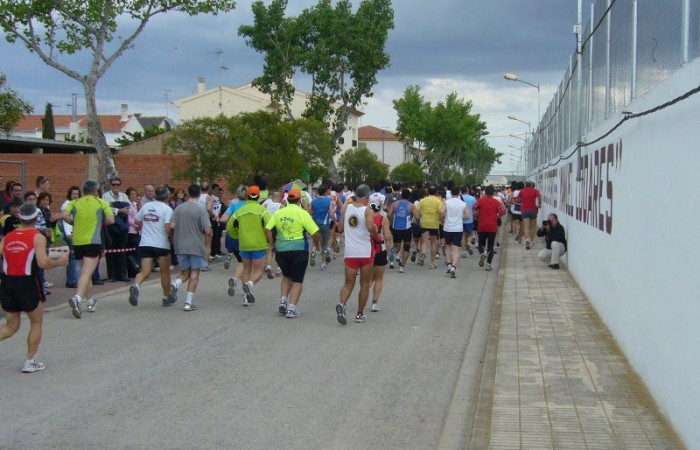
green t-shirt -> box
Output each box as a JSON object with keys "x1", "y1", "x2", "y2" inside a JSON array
[
  {"x1": 231, "y1": 200, "x2": 270, "y2": 251},
  {"x1": 266, "y1": 204, "x2": 319, "y2": 252},
  {"x1": 66, "y1": 195, "x2": 113, "y2": 246}
]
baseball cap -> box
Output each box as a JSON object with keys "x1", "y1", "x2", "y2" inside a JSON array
[
  {"x1": 369, "y1": 200, "x2": 382, "y2": 212},
  {"x1": 287, "y1": 189, "x2": 302, "y2": 200},
  {"x1": 247, "y1": 185, "x2": 260, "y2": 198}
]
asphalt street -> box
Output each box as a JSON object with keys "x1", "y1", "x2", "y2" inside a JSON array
[{"x1": 0, "y1": 250, "x2": 499, "y2": 449}]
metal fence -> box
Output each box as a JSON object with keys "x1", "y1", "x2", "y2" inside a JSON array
[{"x1": 527, "y1": 0, "x2": 698, "y2": 173}]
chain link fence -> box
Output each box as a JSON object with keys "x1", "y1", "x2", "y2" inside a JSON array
[{"x1": 528, "y1": 0, "x2": 699, "y2": 174}]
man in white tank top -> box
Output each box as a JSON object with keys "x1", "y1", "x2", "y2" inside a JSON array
[{"x1": 335, "y1": 184, "x2": 380, "y2": 325}]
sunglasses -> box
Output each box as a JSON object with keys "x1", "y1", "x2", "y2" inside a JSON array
[{"x1": 111, "y1": 183, "x2": 121, "y2": 186}]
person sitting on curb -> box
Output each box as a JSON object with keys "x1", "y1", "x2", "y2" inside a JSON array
[{"x1": 536, "y1": 213, "x2": 567, "y2": 269}]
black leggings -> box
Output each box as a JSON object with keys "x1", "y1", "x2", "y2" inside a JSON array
[{"x1": 478, "y1": 232, "x2": 496, "y2": 264}]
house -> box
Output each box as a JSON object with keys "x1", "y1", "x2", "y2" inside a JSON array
[
  {"x1": 10, "y1": 104, "x2": 174, "y2": 147},
  {"x1": 173, "y1": 78, "x2": 362, "y2": 160},
  {"x1": 357, "y1": 125, "x2": 408, "y2": 171}
]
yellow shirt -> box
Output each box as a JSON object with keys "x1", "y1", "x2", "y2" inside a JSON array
[
  {"x1": 266, "y1": 204, "x2": 319, "y2": 252},
  {"x1": 418, "y1": 195, "x2": 442, "y2": 229}
]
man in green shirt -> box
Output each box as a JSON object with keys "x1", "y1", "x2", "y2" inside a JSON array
[
  {"x1": 230, "y1": 186, "x2": 270, "y2": 306},
  {"x1": 265, "y1": 189, "x2": 321, "y2": 318}
]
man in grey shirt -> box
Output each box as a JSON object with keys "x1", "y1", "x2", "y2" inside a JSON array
[{"x1": 170, "y1": 184, "x2": 212, "y2": 311}]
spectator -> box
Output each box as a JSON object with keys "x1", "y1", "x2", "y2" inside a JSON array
[
  {"x1": 2, "y1": 198, "x2": 23, "y2": 235},
  {"x1": 102, "y1": 177, "x2": 130, "y2": 282},
  {"x1": 59, "y1": 186, "x2": 82, "y2": 288},
  {"x1": 3, "y1": 182, "x2": 23, "y2": 214},
  {"x1": 35, "y1": 176, "x2": 50, "y2": 195},
  {"x1": 537, "y1": 213, "x2": 567, "y2": 270},
  {"x1": 125, "y1": 187, "x2": 141, "y2": 278}
]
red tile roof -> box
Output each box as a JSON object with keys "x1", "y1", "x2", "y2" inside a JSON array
[
  {"x1": 358, "y1": 125, "x2": 399, "y2": 141},
  {"x1": 13, "y1": 115, "x2": 130, "y2": 133}
]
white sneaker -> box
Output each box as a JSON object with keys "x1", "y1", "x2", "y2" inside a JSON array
[
  {"x1": 398, "y1": 265, "x2": 405, "y2": 273},
  {"x1": 43, "y1": 281, "x2": 54, "y2": 288},
  {"x1": 227, "y1": 277, "x2": 239, "y2": 297},
  {"x1": 183, "y1": 302, "x2": 198, "y2": 312},
  {"x1": 242, "y1": 280, "x2": 255, "y2": 304},
  {"x1": 371, "y1": 302, "x2": 381, "y2": 312},
  {"x1": 285, "y1": 306, "x2": 300, "y2": 318},
  {"x1": 22, "y1": 359, "x2": 46, "y2": 373},
  {"x1": 485, "y1": 263, "x2": 492, "y2": 271},
  {"x1": 86, "y1": 298, "x2": 96, "y2": 312},
  {"x1": 68, "y1": 295, "x2": 81, "y2": 319}
]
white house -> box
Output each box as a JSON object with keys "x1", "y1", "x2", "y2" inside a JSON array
[
  {"x1": 173, "y1": 78, "x2": 362, "y2": 159},
  {"x1": 357, "y1": 125, "x2": 407, "y2": 172}
]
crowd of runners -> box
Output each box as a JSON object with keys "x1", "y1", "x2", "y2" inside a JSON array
[{"x1": 0, "y1": 174, "x2": 546, "y2": 373}]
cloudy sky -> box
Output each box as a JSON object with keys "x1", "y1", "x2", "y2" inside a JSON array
[{"x1": 0, "y1": 0, "x2": 583, "y2": 174}]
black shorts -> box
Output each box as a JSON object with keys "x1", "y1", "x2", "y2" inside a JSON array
[
  {"x1": 74, "y1": 244, "x2": 102, "y2": 260},
  {"x1": 0, "y1": 276, "x2": 44, "y2": 312},
  {"x1": 276, "y1": 250, "x2": 309, "y2": 283},
  {"x1": 421, "y1": 227, "x2": 439, "y2": 237},
  {"x1": 512, "y1": 213, "x2": 522, "y2": 221},
  {"x1": 411, "y1": 223, "x2": 422, "y2": 238},
  {"x1": 444, "y1": 231, "x2": 463, "y2": 247},
  {"x1": 374, "y1": 249, "x2": 388, "y2": 267},
  {"x1": 138, "y1": 246, "x2": 171, "y2": 259},
  {"x1": 391, "y1": 228, "x2": 412, "y2": 244}
]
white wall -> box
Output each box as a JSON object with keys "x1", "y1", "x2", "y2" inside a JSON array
[
  {"x1": 533, "y1": 60, "x2": 700, "y2": 449},
  {"x1": 363, "y1": 140, "x2": 404, "y2": 171}
]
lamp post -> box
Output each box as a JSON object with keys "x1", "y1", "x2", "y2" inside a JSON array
[{"x1": 504, "y1": 72, "x2": 541, "y2": 121}]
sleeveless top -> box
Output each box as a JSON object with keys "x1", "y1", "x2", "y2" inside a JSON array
[
  {"x1": 391, "y1": 200, "x2": 412, "y2": 230},
  {"x1": 343, "y1": 203, "x2": 371, "y2": 258},
  {"x1": 373, "y1": 214, "x2": 386, "y2": 254},
  {"x1": 3, "y1": 228, "x2": 40, "y2": 277},
  {"x1": 197, "y1": 193, "x2": 210, "y2": 211}
]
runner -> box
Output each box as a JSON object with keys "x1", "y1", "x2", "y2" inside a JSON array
[
  {"x1": 0, "y1": 203, "x2": 68, "y2": 372},
  {"x1": 220, "y1": 185, "x2": 247, "y2": 295},
  {"x1": 441, "y1": 186, "x2": 470, "y2": 278},
  {"x1": 460, "y1": 185, "x2": 477, "y2": 257},
  {"x1": 261, "y1": 190, "x2": 283, "y2": 278},
  {"x1": 335, "y1": 184, "x2": 379, "y2": 325},
  {"x1": 418, "y1": 186, "x2": 443, "y2": 269},
  {"x1": 229, "y1": 186, "x2": 270, "y2": 306},
  {"x1": 387, "y1": 189, "x2": 421, "y2": 273},
  {"x1": 128, "y1": 186, "x2": 175, "y2": 308},
  {"x1": 62, "y1": 180, "x2": 115, "y2": 317},
  {"x1": 170, "y1": 184, "x2": 212, "y2": 311},
  {"x1": 310, "y1": 184, "x2": 334, "y2": 270},
  {"x1": 519, "y1": 181, "x2": 541, "y2": 250},
  {"x1": 265, "y1": 189, "x2": 321, "y2": 318},
  {"x1": 472, "y1": 185, "x2": 506, "y2": 271},
  {"x1": 369, "y1": 199, "x2": 392, "y2": 312}
]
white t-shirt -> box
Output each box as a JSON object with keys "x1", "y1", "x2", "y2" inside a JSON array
[
  {"x1": 136, "y1": 201, "x2": 173, "y2": 249},
  {"x1": 444, "y1": 197, "x2": 467, "y2": 233},
  {"x1": 264, "y1": 200, "x2": 282, "y2": 215},
  {"x1": 60, "y1": 199, "x2": 74, "y2": 237},
  {"x1": 343, "y1": 203, "x2": 371, "y2": 258}
]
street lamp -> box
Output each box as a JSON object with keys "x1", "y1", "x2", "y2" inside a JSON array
[
  {"x1": 504, "y1": 72, "x2": 541, "y2": 121},
  {"x1": 509, "y1": 133, "x2": 527, "y2": 141},
  {"x1": 507, "y1": 115, "x2": 531, "y2": 131}
]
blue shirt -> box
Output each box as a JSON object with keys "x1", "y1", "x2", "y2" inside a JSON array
[
  {"x1": 391, "y1": 200, "x2": 413, "y2": 230},
  {"x1": 462, "y1": 194, "x2": 476, "y2": 224},
  {"x1": 311, "y1": 197, "x2": 332, "y2": 225}
]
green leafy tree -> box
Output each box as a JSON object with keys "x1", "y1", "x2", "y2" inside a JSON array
[
  {"x1": 394, "y1": 86, "x2": 501, "y2": 183},
  {"x1": 0, "y1": 73, "x2": 33, "y2": 135},
  {"x1": 167, "y1": 112, "x2": 333, "y2": 188},
  {"x1": 338, "y1": 147, "x2": 388, "y2": 186},
  {"x1": 390, "y1": 161, "x2": 425, "y2": 185},
  {"x1": 42, "y1": 102, "x2": 56, "y2": 139},
  {"x1": 0, "y1": 0, "x2": 236, "y2": 185},
  {"x1": 239, "y1": 0, "x2": 394, "y2": 180},
  {"x1": 115, "y1": 125, "x2": 171, "y2": 147}
]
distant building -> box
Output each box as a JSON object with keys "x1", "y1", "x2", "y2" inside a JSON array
[
  {"x1": 357, "y1": 125, "x2": 408, "y2": 172},
  {"x1": 173, "y1": 78, "x2": 362, "y2": 162},
  {"x1": 10, "y1": 104, "x2": 174, "y2": 147}
]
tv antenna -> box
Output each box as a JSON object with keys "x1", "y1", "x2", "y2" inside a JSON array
[{"x1": 206, "y1": 49, "x2": 229, "y2": 111}]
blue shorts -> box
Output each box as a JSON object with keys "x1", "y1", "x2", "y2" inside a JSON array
[
  {"x1": 225, "y1": 235, "x2": 239, "y2": 253},
  {"x1": 240, "y1": 249, "x2": 267, "y2": 260},
  {"x1": 178, "y1": 254, "x2": 207, "y2": 270},
  {"x1": 522, "y1": 210, "x2": 538, "y2": 219},
  {"x1": 463, "y1": 222, "x2": 474, "y2": 233}
]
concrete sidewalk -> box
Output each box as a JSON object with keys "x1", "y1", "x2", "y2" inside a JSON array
[{"x1": 468, "y1": 233, "x2": 685, "y2": 449}]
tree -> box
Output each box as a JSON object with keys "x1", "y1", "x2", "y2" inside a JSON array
[
  {"x1": 239, "y1": 0, "x2": 394, "y2": 180},
  {"x1": 42, "y1": 103, "x2": 56, "y2": 139},
  {"x1": 167, "y1": 111, "x2": 333, "y2": 188},
  {"x1": 0, "y1": 0, "x2": 236, "y2": 185},
  {"x1": 114, "y1": 125, "x2": 171, "y2": 147},
  {"x1": 390, "y1": 161, "x2": 425, "y2": 185},
  {"x1": 393, "y1": 86, "x2": 501, "y2": 183},
  {"x1": 337, "y1": 147, "x2": 388, "y2": 185},
  {"x1": 0, "y1": 73, "x2": 33, "y2": 135}
]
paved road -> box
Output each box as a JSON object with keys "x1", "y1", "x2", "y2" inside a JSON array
[{"x1": 1, "y1": 251, "x2": 498, "y2": 449}]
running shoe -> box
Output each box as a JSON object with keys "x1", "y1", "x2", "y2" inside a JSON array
[
  {"x1": 22, "y1": 359, "x2": 46, "y2": 373},
  {"x1": 86, "y1": 298, "x2": 97, "y2": 313},
  {"x1": 323, "y1": 250, "x2": 331, "y2": 263},
  {"x1": 485, "y1": 263, "x2": 492, "y2": 271},
  {"x1": 223, "y1": 255, "x2": 232, "y2": 270},
  {"x1": 68, "y1": 295, "x2": 81, "y2": 319},
  {"x1": 410, "y1": 251, "x2": 417, "y2": 263},
  {"x1": 525, "y1": 240, "x2": 531, "y2": 250},
  {"x1": 183, "y1": 302, "x2": 198, "y2": 312},
  {"x1": 43, "y1": 281, "x2": 54, "y2": 288},
  {"x1": 354, "y1": 313, "x2": 366, "y2": 323},
  {"x1": 265, "y1": 264, "x2": 274, "y2": 279},
  {"x1": 435, "y1": 253, "x2": 440, "y2": 260},
  {"x1": 227, "y1": 277, "x2": 239, "y2": 297},
  {"x1": 430, "y1": 261, "x2": 437, "y2": 269},
  {"x1": 128, "y1": 285, "x2": 139, "y2": 306},
  {"x1": 310, "y1": 251, "x2": 316, "y2": 267},
  {"x1": 275, "y1": 267, "x2": 282, "y2": 277},
  {"x1": 417, "y1": 254, "x2": 425, "y2": 266},
  {"x1": 286, "y1": 306, "x2": 300, "y2": 319},
  {"x1": 320, "y1": 263, "x2": 327, "y2": 271},
  {"x1": 371, "y1": 301, "x2": 381, "y2": 312},
  {"x1": 336, "y1": 303, "x2": 347, "y2": 325},
  {"x1": 461, "y1": 251, "x2": 467, "y2": 259},
  {"x1": 242, "y1": 281, "x2": 255, "y2": 304},
  {"x1": 467, "y1": 246, "x2": 473, "y2": 255},
  {"x1": 388, "y1": 248, "x2": 396, "y2": 264},
  {"x1": 450, "y1": 267, "x2": 456, "y2": 279},
  {"x1": 446, "y1": 264, "x2": 453, "y2": 274},
  {"x1": 389, "y1": 262, "x2": 394, "y2": 269},
  {"x1": 201, "y1": 265, "x2": 211, "y2": 272},
  {"x1": 162, "y1": 297, "x2": 171, "y2": 307},
  {"x1": 398, "y1": 265, "x2": 406, "y2": 273},
  {"x1": 167, "y1": 284, "x2": 178, "y2": 304},
  {"x1": 479, "y1": 254, "x2": 485, "y2": 267},
  {"x1": 279, "y1": 298, "x2": 288, "y2": 315}
]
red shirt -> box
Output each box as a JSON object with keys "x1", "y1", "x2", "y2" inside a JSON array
[
  {"x1": 2, "y1": 228, "x2": 39, "y2": 276},
  {"x1": 473, "y1": 197, "x2": 505, "y2": 233},
  {"x1": 519, "y1": 187, "x2": 541, "y2": 212}
]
